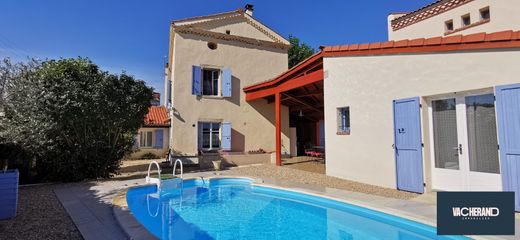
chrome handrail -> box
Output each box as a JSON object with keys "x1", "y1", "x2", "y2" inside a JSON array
[
  {"x1": 146, "y1": 160, "x2": 161, "y2": 188},
  {"x1": 172, "y1": 159, "x2": 183, "y2": 179}
]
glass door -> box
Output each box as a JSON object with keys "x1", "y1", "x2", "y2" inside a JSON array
[
  {"x1": 463, "y1": 93, "x2": 502, "y2": 191},
  {"x1": 430, "y1": 97, "x2": 467, "y2": 191},
  {"x1": 429, "y1": 91, "x2": 502, "y2": 191}
]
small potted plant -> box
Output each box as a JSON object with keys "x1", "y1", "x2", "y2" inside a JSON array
[
  {"x1": 0, "y1": 158, "x2": 19, "y2": 220},
  {"x1": 212, "y1": 151, "x2": 226, "y2": 171}
]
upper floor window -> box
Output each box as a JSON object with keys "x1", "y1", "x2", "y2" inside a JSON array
[
  {"x1": 445, "y1": 20, "x2": 454, "y2": 32},
  {"x1": 202, "y1": 68, "x2": 220, "y2": 96},
  {"x1": 461, "y1": 14, "x2": 471, "y2": 27},
  {"x1": 480, "y1": 7, "x2": 490, "y2": 21},
  {"x1": 192, "y1": 66, "x2": 232, "y2": 97}
]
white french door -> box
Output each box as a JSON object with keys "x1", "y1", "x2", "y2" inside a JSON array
[{"x1": 429, "y1": 91, "x2": 502, "y2": 191}]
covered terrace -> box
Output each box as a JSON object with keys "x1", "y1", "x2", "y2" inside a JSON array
[{"x1": 243, "y1": 52, "x2": 325, "y2": 166}]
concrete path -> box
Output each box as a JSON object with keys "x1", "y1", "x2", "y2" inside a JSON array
[
  {"x1": 54, "y1": 171, "x2": 218, "y2": 240},
  {"x1": 54, "y1": 182, "x2": 129, "y2": 240}
]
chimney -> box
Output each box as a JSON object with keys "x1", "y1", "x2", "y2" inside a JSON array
[{"x1": 244, "y1": 4, "x2": 254, "y2": 16}]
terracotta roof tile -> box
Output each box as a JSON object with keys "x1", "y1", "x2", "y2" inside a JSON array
[
  {"x1": 380, "y1": 41, "x2": 395, "y2": 49},
  {"x1": 369, "y1": 42, "x2": 381, "y2": 49},
  {"x1": 513, "y1": 31, "x2": 520, "y2": 40},
  {"x1": 144, "y1": 106, "x2": 170, "y2": 127},
  {"x1": 358, "y1": 43, "x2": 370, "y2": 50},
  {"x1": 442, "y1": 35, "x2": 462, "y2": 44},
  {"x1": 321, "y1": 30, "x2": 520, "y2": 58},
  {"x1": 409, "y1": 38, "x2": 425, "y2": 46},
  {"x1": 348, "y1": 44, "x2": 359, "y2": 51},
  {"x1": 339, "y1": 45, "x2": 349, "y2": 51},
  {"x1": 394, "y1": 40, "x2": 409, "y2": 48},
  {"x1": 462, "y1": 32, "x2": 486, "y2": 43},
  {"x1": 488, "y1": 30, "x2": 513, "y2": 42},
  {"x1": 425, "y1": 36, "x2": 443, "y2": 45}
]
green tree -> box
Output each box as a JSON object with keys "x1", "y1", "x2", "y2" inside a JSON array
[
  {"x1": 288, "y1": 35, "x2": 315, "y2": 68},
  {"x1": 0, "y1": 58, "x2": 153, "y2": 181}
]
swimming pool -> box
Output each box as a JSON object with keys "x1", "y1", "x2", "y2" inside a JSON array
[{"x1": 126, "y1": 177, "x2": 468, "y2": 240}]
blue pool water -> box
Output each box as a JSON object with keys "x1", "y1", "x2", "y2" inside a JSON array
[{"x1": 126, "y1": 178, "x2": 468, "y2": 240}]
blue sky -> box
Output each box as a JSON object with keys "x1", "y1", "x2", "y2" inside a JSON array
[{"x1": 0, "y1": 0, "x2": 433, "y2": 99}]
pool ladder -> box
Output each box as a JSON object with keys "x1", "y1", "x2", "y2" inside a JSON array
[
  {"x1": 172, "y1": 158, "x2": 183, "y2": 180},
  {"x1": 146, "y1": 160, "x2": 162, "y2": 188}
]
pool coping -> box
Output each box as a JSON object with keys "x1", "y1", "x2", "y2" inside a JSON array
[{"x1": 114, "y1": 175, "x2": 509, "y2": 240}]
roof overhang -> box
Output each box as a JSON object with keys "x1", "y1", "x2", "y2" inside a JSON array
[{"x1": 244, "y1": 52, "x2": 323, "y2": 101}]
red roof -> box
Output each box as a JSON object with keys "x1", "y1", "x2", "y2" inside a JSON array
[
  {"x1": 322, "y1": 30, "x2": 520, "y2": 57},
  {"x1": 243, "y1": 30, "x2": 520, "y2": 95},
  {"x1": 144, "y1": 106, "x2": 170, "y2": 127},
  {"x1": 243, "y1": 51, "x2": 323, "y2": 92}
]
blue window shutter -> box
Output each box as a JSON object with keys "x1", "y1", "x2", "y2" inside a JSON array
[
  {"x1": 154, "y1": 129, "x2": 164, "y2": 148},
  {"x1": 221, "y1": 68, "x2": 232, "y2": 97},
  {"x1": 221, "y1": 122, "x2": 231, "y2": 151},
  {"x1": 495, "y1": 83, "x2": 520, "y2": 211},
  {"x1": 192, "y1": 65, "x2": 202, "y2": 96},
  {"x1": 393, "y1": 97, "x2": 424, "y2": 194}
]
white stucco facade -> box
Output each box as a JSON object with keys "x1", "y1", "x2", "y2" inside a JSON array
[
  {"x1": 323, "y1": 49, "x2": 520, "y2": 189},
  {"x1": 388, "y1": 0, "x2": 520, "y2": 41}
]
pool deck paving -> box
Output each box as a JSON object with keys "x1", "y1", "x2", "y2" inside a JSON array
[{"x1": 54, "y1": 166, "x2": 519, "y2": 240}]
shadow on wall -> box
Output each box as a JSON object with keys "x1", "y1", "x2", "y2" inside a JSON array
[
  {"x1": 248, "y1": 98, "x2": 291, "y2": 147},
  {"x1": 249, "y1": 99, "x2": 276, "y2": 126},
  {"x1": 172, "y1": 108, "x2": 186, "y2": 123},
  {"x1": 231, "y1": 128, "x2": 245, "y2": 152},
  {"x1": 225, "y1": 76, "x2": 241, "y2": 106}
]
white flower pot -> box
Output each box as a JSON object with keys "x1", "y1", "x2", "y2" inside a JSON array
[{"x1": 212, "y1": 160, "x2": 222, "y2": 171}]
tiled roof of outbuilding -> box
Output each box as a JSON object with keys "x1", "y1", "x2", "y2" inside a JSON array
[
  {"x1": 243, "y1": 30, "x2": 520, "y2": 93},
  {"x1": 144, "y1": 106, "x2": 170, "y2": 127},
  {"x1": 322, "y1": 30, "x2": 520, "y2": 57}
]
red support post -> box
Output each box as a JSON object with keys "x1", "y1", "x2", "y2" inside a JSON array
[{"x1": 275, "y1": 92, "x2": 281, "y2": 166}]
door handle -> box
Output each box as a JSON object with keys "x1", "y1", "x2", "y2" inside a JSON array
[{"x1": 453, "y1": 144, "x2": 463, "y2": 155}]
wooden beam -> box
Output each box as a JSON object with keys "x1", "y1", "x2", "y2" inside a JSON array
[
  {"x1": 294, "y1": 92, "x2": 323, "y2": 98},
  {"x1": 277, "y1": 70, "x2": 324, "y2": 93},
  {"x1": 282, "y1": 92, "x2": 322, "y2": 113},
  {"x1": 275, "y1": 92, "x2": 281, "y2": 166}
]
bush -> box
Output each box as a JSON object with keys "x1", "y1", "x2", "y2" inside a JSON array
[{"x1": 0, "y1": 58, "x2": 153, "y2": 182}]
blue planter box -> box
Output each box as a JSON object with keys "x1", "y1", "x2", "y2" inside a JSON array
[{"x1": 0, "y1": 169, "x2": 19, "y2": 220}]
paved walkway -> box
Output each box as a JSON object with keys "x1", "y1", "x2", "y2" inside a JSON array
[{"x1": 54, "y1": 168, "x2": 519, "y2": 240}]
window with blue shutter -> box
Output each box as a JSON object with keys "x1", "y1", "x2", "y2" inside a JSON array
[
  {"x1": 221, "y1": 68, "x2": 232, "y2": 97},
  {"x1": 221, "y1": 122, "x2": 232, "y2": 151},
  {"x1": 192, "y1": 65, "x2": 202, "y2": 96},
  {"x1": 198, "y1": 122, "x2": 224, "y2": 151},
  {"x1": 154, "y1": 129, "x2": 163, "y2": 148}
]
